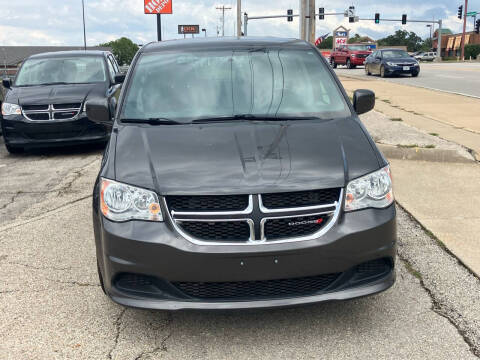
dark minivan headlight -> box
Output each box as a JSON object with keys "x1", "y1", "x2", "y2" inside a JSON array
[
  {"x1": 100, "y1": 178, "x2": 163, "y2": 222},
  {"x1": 344, "y1": 166, "x2": 394, "y2": 211}
]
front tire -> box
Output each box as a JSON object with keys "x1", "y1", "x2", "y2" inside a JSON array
[
  {"x1": 347, "y1": 59, "x2": 353, "y2": 69},
  {"x1": 331, "y1": 58, "x2": 337, "y2": 69},
  {"x1": 97, "y1": 261, "x2": 106, "y2": 294},
  {"x1": 412, "y1": 72, "x2": 419, "y2": 77},
  {"x1": 380, "y1": 65, "x2": 386, "y2": 78},
  {"x1": 365, "y1": 65, "x2": 371, "y2": 76}
]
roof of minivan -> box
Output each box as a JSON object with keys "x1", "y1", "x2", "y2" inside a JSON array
[
  {"x1": 141, "y1": 37, "x2": 309, "y2": 53},
  {"x1": 28, "y1": 50, "x2": 109, "y2": 59}
]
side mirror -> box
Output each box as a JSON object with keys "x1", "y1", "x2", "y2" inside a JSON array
[
  {"x1": 353, "y1": 89, "x2": 375, "y2": 115},
  {"x1": 114, "y1": 73, "x2": 126, "y2": 85},
  {"x1": 2, "y1": 78, "x2": 11, "y2": 89},
  {"x1": 86, "y1": 98, "x2": 111, "y2": 125}
]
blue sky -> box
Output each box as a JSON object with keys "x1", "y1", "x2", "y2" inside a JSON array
[{"x1": 0, "y1": 0, "x2": 479, "y2": 46}]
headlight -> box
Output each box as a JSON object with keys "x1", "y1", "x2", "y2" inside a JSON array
[
  {"x1": 386, "y1": 62, "x2": 397, "y2": 67},
  {"x1": 345, "y1": 166, "x2": 394, "y2": 211},
  {"x1": 414, "y1": 62, "x2": 420, "y2": 66},
  {"x1": 351, "y1": 54, "x2": 356, "y2": 58},
  {"x1": 100, "y1": 178, "x2": 162, "y2": 222},
  {"x1": 1, "y1": 103, "x2": 21, "y2": 116}
]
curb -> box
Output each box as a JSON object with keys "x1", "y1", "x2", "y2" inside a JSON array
[{"x1": 377, "y1": 144, "x2": 475, "y2": 163}]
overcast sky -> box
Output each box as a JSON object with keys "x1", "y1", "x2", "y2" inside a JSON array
[{"x1": 0, "y1": 0, "x2": 479, "y2": 46}]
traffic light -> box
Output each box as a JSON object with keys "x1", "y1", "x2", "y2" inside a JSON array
[
  {"x1": 349, "y1": 6, "x2": 355, "y2": 23},
  {"x1": 319, "y1": 7, "x2": 324, "y2": 20},
  {"x1": 402, "y1": 14, "x2": 407, "y2": 25},
  {"x1": 476, "y1": 19, "x2": 480, "y2": 34},
  {"x1": 375, "y1": 13, "x2": 380, "y2": 24},
  {"x1": 458, "y1": 5, "x2": 463, "y2": 19},
  {"x1": 287, "y1": 9, "x2": 293, "y2": 22}
]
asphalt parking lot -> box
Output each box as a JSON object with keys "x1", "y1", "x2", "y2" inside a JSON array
[
  {"x1": 334, "y1": 62, "x2": 480, "y2": 98},
  {"x1": 1, "y1": 139, "x2": 480, "y2": 359}
]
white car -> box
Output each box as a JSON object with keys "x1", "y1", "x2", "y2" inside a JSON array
[{"x1": 415, "y1": 52, "x2": 436, "y2": 62}]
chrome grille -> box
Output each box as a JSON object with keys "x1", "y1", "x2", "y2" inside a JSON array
[
  {"x1": 22, "y1": 103, "x2": 82, "y2": 122},
  {"x1": 165, "y1": 189, "x2": 342, "y2": 245}
]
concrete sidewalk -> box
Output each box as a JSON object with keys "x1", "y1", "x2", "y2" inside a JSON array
[
  {"x1": 339, "y1": 75, "x2": 480, "y2": 160},
  {"x1": 347, "y1": 77, "x2": 480, "y2": 277}
]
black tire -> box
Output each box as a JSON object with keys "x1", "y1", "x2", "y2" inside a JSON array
[
  {"x1": 331, "y1": 58, "x2": 337, "y2": 69},
  {"x1": 97, "y1": 261, "x2": 106, "y2": 294},
  {"x1": 412, "y1": 72, "x2": 419, "y2": 77},
  {"x1": 5, "y1": 143, "x2": 24, "y2": 154},
  {"x1": 380, "y1": 65, "x2": 386, "y2": 78},
  {"x1": 365, "y1": 65, "x2": 371, "y2": 76},
  {"x1": 346, "y1": 59, "x2": 352, "y2": 69}
]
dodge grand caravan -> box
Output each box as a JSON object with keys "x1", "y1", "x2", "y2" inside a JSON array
[
  {"x1": 89, "y1": 37, "x2": 396, "y2": 310},
  {"x1": 1, "y1": 50, "x2": 123, "y2": 153}
]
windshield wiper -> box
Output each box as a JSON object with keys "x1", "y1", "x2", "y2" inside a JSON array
[
  {"x1": 120, "y1": 118, "x2": 184, "y2": 125},
  {"x1": 191, "y1": 114, "x2": 323, "y2": 124}
]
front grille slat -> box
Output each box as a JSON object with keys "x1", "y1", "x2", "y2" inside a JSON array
[
  {"x1": 179, "y1": 221, "x2": 250, "y2": 242},
  {"x1": 22, "y1": 103, "x2": 81, "y2": 121},
  {"x1": 167, "y1": 195, "x2": 249, "y2": 212},
  {"x1": 261, "y1": 188, "x2": 340, "y2": 209}
]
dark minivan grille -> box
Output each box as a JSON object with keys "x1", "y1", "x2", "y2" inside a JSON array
[
  {"x1": 261, "y1": 188, "x2": 340, "y2": 209},
  {"x1": 174, "y1": 273, "x2": 340, "y2": 300},
  {"x1": 166, "y1": 188, "x2": 341, "y2": 244}
]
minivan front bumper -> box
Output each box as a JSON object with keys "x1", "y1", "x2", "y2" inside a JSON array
[{"x1": 94, "y1": 203, "x2": 396, "y2": 310}]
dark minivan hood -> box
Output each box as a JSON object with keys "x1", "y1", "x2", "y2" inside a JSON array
[
  {"x1": 113, "y1": 119, "x2": 381, "y2": 195},
  {"x1": 5, "y1": 83, "x2": 106, "y2": 106}
]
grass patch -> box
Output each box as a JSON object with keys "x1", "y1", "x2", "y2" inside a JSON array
[
  {"x1": 390, "y1": 117, "x2": 403, "y2": 122},
  {"x1": 429, "y1": 133, "x2": 439, "y2": 137},
  {"x1": 404, "y1": 261, "x2": 423, "y2": 280},
  {"x1": 424, "y1": 144, "x2": 436, "y2": 149},
  {"x1": 397, "y1": 144, "x2": 418, "y2": 148}
]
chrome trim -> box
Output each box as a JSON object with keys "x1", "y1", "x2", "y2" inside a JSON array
[
  {"x1": 22, "y1": 104, "x2": 82, "y2": 123},
  {"x1": 163, "y1": 189, "x2": 344, "y2": 246},
  {"x1": 259, "y1": 194, "x2": 338, "y2": 214},
  {"x1": 171, "y1": 195, "x2": 253, "y2": 217}
]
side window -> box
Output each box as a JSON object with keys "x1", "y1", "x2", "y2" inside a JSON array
[
  {"x1": 106, "y1": 57, "x2": 116, "y2": 81},
  {"x1": 109, "y1": 55, "x2": 119, "y2": 73}
]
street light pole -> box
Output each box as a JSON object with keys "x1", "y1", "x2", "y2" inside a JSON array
[
  {"x1": 236, "y1": 0, "x2": 242, "y2": 36},
  {"x1": 81, "y1": 0, "x2": 87, "y2": 50},
  {"x1": 202, "y1": 28, "x2": 207, "y2": 37},
  {"x1": 426, "y1": 24, "x2": 432, "y2": 50}
]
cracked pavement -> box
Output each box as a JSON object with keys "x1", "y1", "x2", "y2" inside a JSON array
[{"x1": 0, "y1": 138, "x2": 479, "y2": 359}]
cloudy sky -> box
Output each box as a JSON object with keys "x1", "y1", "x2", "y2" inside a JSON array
[{"x1": 0, "y1": 0, "x2": 479, "y2": 46}]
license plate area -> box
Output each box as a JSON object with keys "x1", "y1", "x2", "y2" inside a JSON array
[{"x1": 403, "y1": 66, "x2": 410, "y2": 71}]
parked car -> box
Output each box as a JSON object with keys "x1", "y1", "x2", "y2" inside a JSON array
[
  {"x1": 330, "y1": 44, "x2": 372, "y2": 69},
  {"x1": 89, "y1": 37, "x2": 396, "y2": 310},
  {"x1": 0, "y1": 50, "x2": 123, "y2": 153},
  {"x1": 365, "y1": 49, "x2": 420, "y2": 78},
  {"x1": 415, "y1": 52, "x2": 436, "y2": 62}
]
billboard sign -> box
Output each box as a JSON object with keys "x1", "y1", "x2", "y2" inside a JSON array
[
  {"x1": 335, "y1": 37, "x2": 347, "y2": 47},
  {"x1": 335, "y1": 31, "x2": 348, "y2": 37},
  {"x1": 144, "y1": 0, "x2": 172, "y2": 14},
  {"x1": 178, "y1": 25, "x2": 200, "y2": 34}
]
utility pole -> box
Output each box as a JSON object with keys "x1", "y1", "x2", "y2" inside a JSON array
[
  {"x1": 81, "y1": 0, "x2": 87, "y2": 50},
  {"x1": 308, "y1": 0, "x2": 315, "y2": 43},
  {"x1": 156, "y1": 14, "x2": 162, "y2": 41},
  {"x1": 299, "y1": 0, "x2": 306, "y2": 40},
  {"x1": 236, "y1": 0, "x2": 242, "y2": 36},
  {"x1": 299, "y1": 0, "x2": 315, "y2": 43},
  {"x1": 461, "y1": 0, "x2": 468, "y2": 60},
  {"x1": 216, "y1": 5, "x2": 232, "y2": 37}
]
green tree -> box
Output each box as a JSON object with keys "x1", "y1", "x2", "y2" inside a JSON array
[
  {"x1": 377, "y1": 30, "x2": 424, "y2": 52},
  {"x1": 99, "y1": 37, "x2": 139, "y2": 65},
  {"x1": 316, "y1": 36, "x2": 333, "y2": 49},
  {"x1": 348, "y1": 34, "x2": 372, "y2": 44},
  {"x1": 465, "y1": 44, "x2": 480, "y2": 59}
]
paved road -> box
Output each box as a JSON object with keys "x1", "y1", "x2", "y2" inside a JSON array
[
  {"x1": 335, "y1": 62, "x2": 480, "y2": 98},
  {"x1": 0, "y1": 139, "x2": 479, "y2": 359}
]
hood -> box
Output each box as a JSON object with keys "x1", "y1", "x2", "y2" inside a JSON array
[
  {"x1": 384, "y1": 57, "x2": 416, "y2": 63},
  {"x1": 113, "y1": 119, "x2": 381, "y2": 195},
  {"x1": 5, "y1": 83, "x2": 106, "y2": 106},
  {"x1": 352, "y1": 51, "x2": 371, "y2": 55}
]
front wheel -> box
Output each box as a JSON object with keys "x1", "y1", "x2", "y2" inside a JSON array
[
  {"x1": 346, "y1": 59, "x2": 352, "y2": 69},
  {"x1": 380, "y1": 65, "x2": 386, "y2": 78},
  {"x1": 412, "y1": 72, "x2": 419, "y2": 77},
  {"x1": 331, "y1": 58, "x2": 337, "y2": 69},
  {"x1": 365, "y1": 65, "x2": 371, "y2": 76},
  {"x1": 97, "y1": 261, "x2": 106, "y2": 294}
]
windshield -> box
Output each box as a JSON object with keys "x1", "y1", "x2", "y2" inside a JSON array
[
  {"x1": 348, "y1": 45, "x2": 369, "y2": 51},
  {"x1": 121, "y1": 48, "x2": 351, "y2": 122},
  {"x1": 15, "y1": 56, "x2": 107, "y2": 86},
  {"x1": 382, "y1": 50, "x2": 410, "y2": 59}
]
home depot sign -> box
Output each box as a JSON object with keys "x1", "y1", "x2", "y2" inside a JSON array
[{"x1": 144, "y1": 0, "x2": 172, "y2": 14}]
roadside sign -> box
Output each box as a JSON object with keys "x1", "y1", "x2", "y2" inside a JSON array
[
  {"x1": 144, "y1": 0, "x2": 172, "y2": 14},
  {"x1": 466, "y1": 11, "x2": 478, "y2": 16},
  {"x1": 178, "y1": 25, "x2": 200, "y2": 34},
  {"x1": 335, "y1": 37, "x2": 347, "y2": 46}
]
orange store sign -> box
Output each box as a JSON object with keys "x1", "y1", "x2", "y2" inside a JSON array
[{"x1": 144, "y1": 0, "x2": 172, "y2": 14}]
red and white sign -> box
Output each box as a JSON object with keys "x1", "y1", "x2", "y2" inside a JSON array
[
  {"x1": 144, "y1": 0, "x2": 172, "y2": 14},
  {"x1": 335, "y1": 37, "x2": 347, "y2": 46}
]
